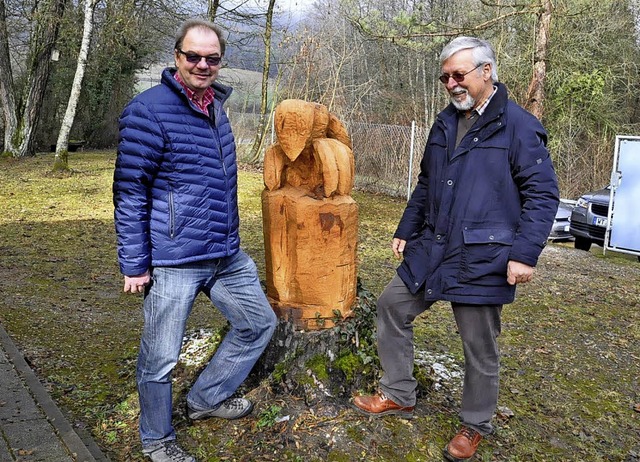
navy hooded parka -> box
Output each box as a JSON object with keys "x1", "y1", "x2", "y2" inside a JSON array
[{"x1": 395, "y1": 82, "x2": 559, "y2": 305}]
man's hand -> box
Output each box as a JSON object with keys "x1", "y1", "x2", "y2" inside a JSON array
[
  {"x1": 507, "y1": 260, "x2": 534, "y2": 285},
  {"x1": 123, "y1": 271, "x2": 151, "y2": 294},
  {"x1": 392, "y1": 238, "x2": 406, "y2": 259}
]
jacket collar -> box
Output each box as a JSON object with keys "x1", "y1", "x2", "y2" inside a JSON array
[
  {"x1": 438, "y1": 82, "x2": 509, "y2": 161},
  {"x1": 161, "y1": 67, "x2": 233, "y2": 107}
]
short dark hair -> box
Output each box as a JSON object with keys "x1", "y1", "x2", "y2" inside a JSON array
[{"x1": 174, "y1": 19, "x2": 226, "y2": 55}]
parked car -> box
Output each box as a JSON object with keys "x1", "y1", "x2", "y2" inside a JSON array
[
  {"x1": 569, "y1": 186, "x2": 610, "y2": 251},
  {"x1": 548, "y1": 199, "x2": 575, "y2": 241}
]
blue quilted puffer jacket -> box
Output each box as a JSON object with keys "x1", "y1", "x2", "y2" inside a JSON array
[{"x1": 113, "y1": 68, "x2": 240, "y2": 277}]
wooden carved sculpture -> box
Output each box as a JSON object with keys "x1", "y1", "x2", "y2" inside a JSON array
[{"x1": 262, "y1": 99, "x2": 358, "y2": 330}]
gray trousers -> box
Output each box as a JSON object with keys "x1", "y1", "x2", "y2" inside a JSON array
[{"x1": 377, "y1": 275, "x2": 502, "y2": 436}]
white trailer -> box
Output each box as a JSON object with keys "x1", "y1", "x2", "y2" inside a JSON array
[{"x1": 605, "y1": 135, "x2": 640, "y2": 258}]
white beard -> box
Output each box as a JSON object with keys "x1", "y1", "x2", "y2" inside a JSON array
[{"x1": 450, "y1": 88, "x2": 476, "y2": 112}]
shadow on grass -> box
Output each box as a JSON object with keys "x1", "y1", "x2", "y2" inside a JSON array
[
  {"x1": 0, "y1": 217, "x2": 228, "y2": 460},
  {"x1": 1, "y1": 153, "x2": 639, "y2": 461}
]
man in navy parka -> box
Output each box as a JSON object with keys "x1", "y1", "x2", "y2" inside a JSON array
[
  {"x1": 354, "y1": 37, "x2": 559, "y2": 462},
  {"x1": 113, "y1": 19, "x2": 276, "y2": 462}
]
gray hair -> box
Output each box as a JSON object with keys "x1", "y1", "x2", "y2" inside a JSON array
[
  {"x1": 174, "y1": 19, "x2": 226, "y2": 55},
  {"x1": 439, "y1": 36, "x2": 498, "y2": 82}
]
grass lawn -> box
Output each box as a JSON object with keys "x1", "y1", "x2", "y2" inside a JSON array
[{"x1": 0, "y1": 151, "x2": 638, "y2": 461}]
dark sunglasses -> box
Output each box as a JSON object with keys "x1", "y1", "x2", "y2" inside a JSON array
[
  {"x1": 438, "y1": 63, "x2": 483, "y2": 84},
  {"x1": 177, "y1": 49, "x2": 222, "y2": 66}
]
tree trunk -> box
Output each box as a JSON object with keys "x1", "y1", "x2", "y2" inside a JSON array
[
  {"x1": 53, "y1": 0, "x2": 96, "y2": 172},
  {"x1": 2, "y1": 0, "x2": 66, "y2": 158},
  {"x1": 524, "y1": 0, "x2": 553, "y2": 121},
  {"x1": 208, "y1": 0, "x2": 220, "y2": 22},
  {"x1": 251, "y1": 285, "x2": 384, "y2": 405},
  {"x1": 248, "y1": 0, "x2": 276, "y2": 163},
  {"x1": 0, "y1": 0, "x2": 17, "y2": 156}
]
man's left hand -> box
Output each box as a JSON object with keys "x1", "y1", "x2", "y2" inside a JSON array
[
  {"x1": 123, "y1": 271, "x2": 151, "y2": 294},
  {"x1": 507, "y1": 260, "x2": 534, "y2": 285}
]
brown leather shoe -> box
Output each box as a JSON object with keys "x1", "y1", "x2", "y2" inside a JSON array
[
  {"x1": 352, "y1": 391, "x2": 414, "y2": 418},
  {"x1": 443, "y1": 426, "x2": 483, "y2": 461}
]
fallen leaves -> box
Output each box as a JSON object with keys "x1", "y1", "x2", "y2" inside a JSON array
[{"x1": 496, "y1": 406, "x2": 515, "y2": 422}]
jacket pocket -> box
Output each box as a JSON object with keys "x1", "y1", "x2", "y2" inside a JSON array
[
  {"x1": 168, "y1": 189, "x2": 176, "y2": 239},
  {"x1": 458, "y1": 227, "x2": 514, "y2": 286},
  {"x1": 401, "y1": 233, "x2": 426, "y2": 264}
]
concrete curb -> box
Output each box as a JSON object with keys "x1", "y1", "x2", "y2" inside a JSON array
[{"x1": 0, "y1": 324, "x2": 110, "y2": 461}]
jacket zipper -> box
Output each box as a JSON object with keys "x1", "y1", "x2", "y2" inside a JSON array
[
  {"x1": 210, "y1": 110, "x2": 231, "y2": 253},
  {"x1": 168, "y1": 189, "x2": 175, "y2": 238}
]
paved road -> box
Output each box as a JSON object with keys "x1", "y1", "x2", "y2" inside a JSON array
[{"x1": 0, "y1": 324, "x2": 110, "y2": 461}]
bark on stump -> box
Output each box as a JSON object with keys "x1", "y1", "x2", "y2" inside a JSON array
[{"x1": 251, "y1": 287, "x2": 380, "y2": 405}]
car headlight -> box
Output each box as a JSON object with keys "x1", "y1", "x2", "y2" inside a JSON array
[{"x1": 576, "y1": 197, "x2": 589, "y2": 209}]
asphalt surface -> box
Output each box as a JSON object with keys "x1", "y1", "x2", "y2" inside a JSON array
[{"x1": 0, "y1": 324, "x2": 110, "y2": 461}]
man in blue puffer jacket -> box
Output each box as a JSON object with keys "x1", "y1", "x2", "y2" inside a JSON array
[
  {"x1": 113, "y1": 19, "x2": 276, "y2": 462},
  {"x1": 353, "y1": 37, "x2": 559, "y2": 461}
]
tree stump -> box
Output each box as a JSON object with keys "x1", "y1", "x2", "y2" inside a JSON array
[
  {"x1": 251, "y1": 285, "x2": 381, "y2": 405},
  {"x1": 254, "y1": 99, "x2": 380, "y2": 407}
]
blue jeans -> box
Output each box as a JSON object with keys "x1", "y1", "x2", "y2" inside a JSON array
[{"x1": 136, "y1": 250, "x2": 277, "y2": 448}]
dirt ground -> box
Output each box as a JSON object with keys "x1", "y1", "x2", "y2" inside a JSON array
[
  {"x1": 0, "y1": 153, "x2": 639, "y2": 461},
  {"x1": 162, "y1": 244, "x2": 640, "y2": 462},
  {"x1": 87, "y1": 243, "x2": 640, "y2": 462}
]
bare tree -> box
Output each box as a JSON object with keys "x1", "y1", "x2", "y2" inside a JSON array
[
  {"x1": 278, "y1": 0, "x2": 434, "y2": 124},
  {"x1": 0, "y1": 0, "x2": 66, "y2": 157},
  {"x1": 247, "y1": 0, "x2": 276, "y2": 163},
  {"x1": 208, "y1": 0, "x2": 221, "y2": 21},
  {"x1": 52, "y1": 0, "x2": 98, "y2": 171},
  {"x1": 0, "y1": 0, "x2": 17, "y2": 154},
  {"x1": 524, "y1": 0, "x2": 552, "y2": 120}
]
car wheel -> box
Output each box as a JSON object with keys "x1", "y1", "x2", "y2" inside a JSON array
[{"x1": 574, "y1": 237, "x2": 592, "y2": 251}]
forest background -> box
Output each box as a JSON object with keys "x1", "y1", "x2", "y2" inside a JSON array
[{"x1": 2, "y1": 0, "x2": 640, "y2": 197}]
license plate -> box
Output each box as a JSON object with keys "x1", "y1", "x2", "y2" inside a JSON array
[{"x1": 593, "y1": 217, "x2": 607, "y2": 227}]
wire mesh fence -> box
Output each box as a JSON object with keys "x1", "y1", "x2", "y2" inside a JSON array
[
  {"x1": 229, "y1": 111, "x2": 428, "y2": 200},
  {"x1": 227, "y1": 110, "x2": 274, "y2": 147},
  {"x1": 228, "y1": 110, "x2": 627, "y2": 203},
  {"x1": 349, "y1": 121, "x2": 428, "y2": 199}
]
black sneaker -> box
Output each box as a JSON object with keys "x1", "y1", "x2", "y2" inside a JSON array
[
  {"x1": 187, "y1": 397, "x2": 254, "y2": 421},
  {"x1": 142, "y1": 440, "x2": 195, "y2": 462}
]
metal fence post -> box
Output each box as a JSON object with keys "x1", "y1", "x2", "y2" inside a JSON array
[
  {"x1": 407, "y1": 120, "x2": 416, "y2": 201},
  {"x1": 271, "y1": 110, "x2": 275, "y2": 145}
]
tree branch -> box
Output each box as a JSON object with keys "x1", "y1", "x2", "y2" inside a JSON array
[{"x1": 348, "y1": 7, "x2": 540, "y2": 41}]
